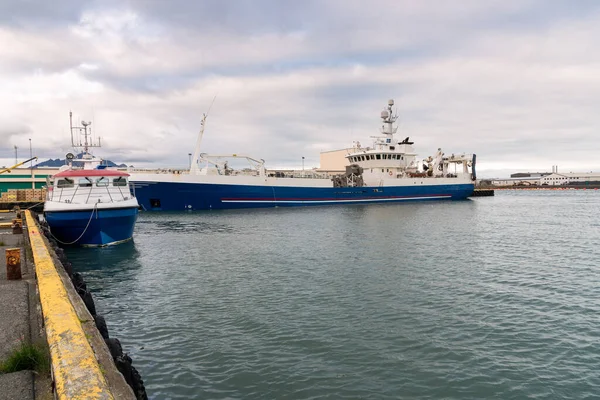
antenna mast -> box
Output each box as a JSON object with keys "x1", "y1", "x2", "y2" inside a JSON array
[
  {"x1": 189, "y1": 95, "x2": 217, "y2": 174},
  {"x1": 70, "y1": 111, "x2": 101, "y2": 155}
]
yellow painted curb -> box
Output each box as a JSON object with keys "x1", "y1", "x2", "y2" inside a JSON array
[{"x1": 25, "y1": 211, "x2": 114, "y2": 400}]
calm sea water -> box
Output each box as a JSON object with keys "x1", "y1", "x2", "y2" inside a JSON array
[{"x1": 67, "y1": 190, "x2": 600, "y2": 400}]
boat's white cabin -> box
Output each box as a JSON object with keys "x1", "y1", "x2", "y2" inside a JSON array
[{"x1": 48, "y1": 169, "x2": 134, "y2": 204}]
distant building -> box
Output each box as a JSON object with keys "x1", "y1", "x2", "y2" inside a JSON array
[
  {"x1": 510, "y1": 172, "x2": 551, "y2": 178},
  {"x1": 317, "y1": 149, "x2": 352, "y2": 174},
  {"x1": 539, "y1": 172, "x2": 600, "y2": 186},
  {"x1": 0, "y1": 167, "x2": 60, "y2": 193},
  {"x1": 491, "y1": 172, "x2": 600, "y2": 186},
  {"x1": 491, "y1": 177, "x2": 542, "y2": 186}
]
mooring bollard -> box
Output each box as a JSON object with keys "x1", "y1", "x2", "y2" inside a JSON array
[
  {"x1": 6, "y1": 248, "x2": 21, "y2": 280},
  {"x1": 12, "y1": 219, "x2": 22, "y2": 234}
]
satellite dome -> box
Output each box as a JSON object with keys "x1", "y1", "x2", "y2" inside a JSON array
[
  {"x1": 381, "y1": 110, "x2": 389, "y2": 119},
  {"x1": 388, "y1": 99, "x2": 394, "y2": 106}
]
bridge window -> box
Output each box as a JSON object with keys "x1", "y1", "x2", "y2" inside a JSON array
[
  {"x1": 56, "y1": 178, "x2": 74, "y2": 188},
  {"x1": 96, "y1": 177, "x2": 109, "y2": 187},
  {"x1": 78, "y1": 178, "x2": 93, "y2": 187},
  {"x1": 376, "y1": 154, "x2": 381, "y2": 160},
  {"x1": 113, "y1": 177, "x2": 128, "y2": 187}
]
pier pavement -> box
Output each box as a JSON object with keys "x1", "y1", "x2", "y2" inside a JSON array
[
  {"x1": 0, "y1": 213, "x2": 45, "y2": 399},
  {"x1": 0, "y1": 211, "x2": 136, "y2": 399}
]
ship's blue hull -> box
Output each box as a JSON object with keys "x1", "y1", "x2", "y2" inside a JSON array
[
  {"x1": 45, "y1": 207, "x2": 138, "y2": 246},
  {"x1": 133, "y1": 181, "x2": 475, "y2": 211}
]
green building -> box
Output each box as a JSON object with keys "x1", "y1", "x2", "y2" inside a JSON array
[{"x1": 0, "y1": 168, "x2": 60, "y2": 193}]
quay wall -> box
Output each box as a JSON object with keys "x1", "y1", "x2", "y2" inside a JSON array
[
  {"x1": 488, "y1": 185, "x2": 600, "y2": 190},
  {"x1": 24, "y1": 211, "x2": 144, "y2": 399}
]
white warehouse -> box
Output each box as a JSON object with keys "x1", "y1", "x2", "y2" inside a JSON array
[{"x1": 539, "y1": 172, "x2": 600, "y2": 185}]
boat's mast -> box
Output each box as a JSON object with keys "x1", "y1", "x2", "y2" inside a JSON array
[
  {"x1": 69, "y1": 111, "x2": 100, "y2": 155},
  {"x1": 81, "y1": 121, "x2": 91, "y2": 154},
  {"x1": 70, "y1": 111, "x2": 75, "y2": 148},
  {"x1": 381, "y1": 99, "x2": 398, "y2": 136},
  {"x1": 190, "y1": 96, "x2": 217, "y2": 174}
]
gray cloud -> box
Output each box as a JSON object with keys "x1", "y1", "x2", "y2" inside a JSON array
[
  {"x1": 1, "y1": 0, "x2": 600, "y2": 176},
  {"x1": 0, "y1": 0, "x2": 93, "y2": 27}
]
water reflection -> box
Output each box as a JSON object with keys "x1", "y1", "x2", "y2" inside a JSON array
[{"x1": 67, "y1": 240, "x2": 142, "y2": 274}]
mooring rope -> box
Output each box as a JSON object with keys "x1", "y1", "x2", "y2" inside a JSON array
[{"x1": 47, "y1": 203, "x2": 98, "y2": 246}]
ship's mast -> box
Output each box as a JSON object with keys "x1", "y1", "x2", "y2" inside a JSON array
[
  {"x1": 369, "y1": 99, "x2": 399, "y2": 150},
  {"x1": 380, "y1": 99, "x2": 398, "y2": 136},
  {"x1": 70, "y1": 111, "x2": 101, "y2": 155},
  {"x1": 189, "y1": 96, "x2": 217, "y2": 174}
]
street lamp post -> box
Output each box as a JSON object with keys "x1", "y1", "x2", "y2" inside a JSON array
[
  {"x1": 188, "y1": 153, "x2": 192, "y2": 169},
  {"x1": 29, "y1": 139, "x2": 34, "y2": 189},
  {"x1": 302, "y1": 156, "x2": 305, "y2": 177}
]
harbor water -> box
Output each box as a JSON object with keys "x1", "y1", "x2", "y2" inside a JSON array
[{"x1": 67, "y1": 190, "x2": 600, "y2": 399}]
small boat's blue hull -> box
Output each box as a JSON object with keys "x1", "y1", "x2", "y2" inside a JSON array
[
  {"x1": 45, "y1": 207, "x2": 138, "y2": 246},
  {"x1": 133, "y1": 181, "x2": 475, "y2": 211}
]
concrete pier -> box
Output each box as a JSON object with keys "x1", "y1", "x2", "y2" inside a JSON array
[
  {"x1": 0, "y1": 213, "x2": 49, "y2": 399},
  {"x1": 470, "y1": 188, "x2": 495, "y2": 197},
  {"x1": 0, "y1": 202, "x2": 44, "y2": 212},
  {"x1": 0, "y1": 211, "x2": 136, "y2": 399}
]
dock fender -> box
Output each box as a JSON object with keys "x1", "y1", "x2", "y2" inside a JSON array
[
  {"x1": 94, "y1": 315, "x2": 109, "y2": 339},
  {"x1": 471, "y1": 154, "x2": 477, "y2": 181}
]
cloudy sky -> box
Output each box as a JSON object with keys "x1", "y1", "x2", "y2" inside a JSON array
[{"x1": 1, "y1": 0, "x2": 599, "y2": 177}]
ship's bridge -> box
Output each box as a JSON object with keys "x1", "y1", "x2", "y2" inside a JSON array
[{"x1": 344, "y1": 99, "x2": 421, "y2": 177}]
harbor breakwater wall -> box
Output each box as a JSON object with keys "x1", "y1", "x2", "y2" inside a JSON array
[{"x1": 24, "y1": 211, "x2": 147, "y2": 399}]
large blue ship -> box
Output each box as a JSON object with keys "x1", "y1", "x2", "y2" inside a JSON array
[{"x1": 130, "y1": 99, "x2": 476, "y2": 211}]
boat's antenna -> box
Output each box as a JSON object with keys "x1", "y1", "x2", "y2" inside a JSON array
[
  {"x1": 189, "y1": 95, "x2": 217, "y2": 173},
  {"x1": 69, "y1": 110, "x2": 101, "y2": 157},
  {"x1": 69, "y1": 111, "x2": 75, "y2": 148},
  {"x1": 207, "y1": 94, "x2": 217, "y2": 115}
]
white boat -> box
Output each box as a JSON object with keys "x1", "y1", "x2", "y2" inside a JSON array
[
  {"x1": 129, "y1": 99, "x2": 476, "y2": 210},
  {"x1": 43, "y1": 113, "x2": 139, "y2": 246}
]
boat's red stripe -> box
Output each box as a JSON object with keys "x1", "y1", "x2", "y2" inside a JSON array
[
  {"x1": 53, "y1": 169, "x2": 130, "y2": 178},
  {"x1": 220, "y1": 194, "x2": 451, "y2": 201}
]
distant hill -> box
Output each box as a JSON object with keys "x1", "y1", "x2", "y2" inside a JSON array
[{"x1": 34, "y1": 153, "x2": 127, "y2": 168}]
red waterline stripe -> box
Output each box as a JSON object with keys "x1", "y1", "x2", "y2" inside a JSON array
[{"x1": 220, "y1": 194, "x2": 452, "y2": 202}]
